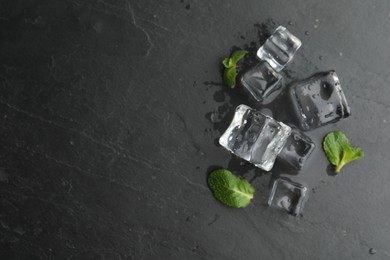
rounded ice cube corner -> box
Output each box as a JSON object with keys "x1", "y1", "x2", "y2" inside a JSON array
[{"x1": 329, "y1": 71, "x2": 351, "y2": 118}]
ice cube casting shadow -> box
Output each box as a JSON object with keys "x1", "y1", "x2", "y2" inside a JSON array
[
  {"x1": 268, "y1": 177, "x2": 308, "y2": 216},
  {"x1": 289, "y1": 70, "x2": 351, "y2": 131},
  {"x1": 219, "y1": 104, "x2": 291, "y2": 171}
]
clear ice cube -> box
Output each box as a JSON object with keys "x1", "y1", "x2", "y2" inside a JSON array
[
  {"x1": 240, "y1": 61, "x2": 282, "y2": 102},
  {"x1": 268, "y1": 178, "x2": 307, "y2": 216},
  {"x1": 277, "y1": 129, "x2": 315, "y2": 170},
  {"x1": 289, "y1": 70, "x2": 351, "y2": 131},
  {"x1": 257, "y1": 26, "x2": 302, "y2": 72},
  {"x1": 219, "y1": 105, "x2": 291, "y2": 171}
]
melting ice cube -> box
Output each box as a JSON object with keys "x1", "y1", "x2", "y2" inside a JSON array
[
  {"x1": 219, "y1": 105, "x2": 291, "y2": 171},
  {"x1": 277, "y1": 128, "x2": 315, "y2": 170},
  {"x1": 289, "y1": 70, "x2": 351, "y2": 131},
  {"x1": 240, "y1": 61, "x2": 282, "y2": 102},
  {"x1": 257, "y1": 26, "x2": 302, "y2": 72},
  {"x1": 268, "y1": 178, "x2": 307, "y2": 216}
]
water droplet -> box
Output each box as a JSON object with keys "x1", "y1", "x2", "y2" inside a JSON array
[
  {"x1": 210, "y1": 113, "x2": 218, "y2": 123},
  {"x1": 369, "y1": 248, "x2": 376, "y2": 255},
  {"x1": 312, "y1": 94, "x2": 317, "y2": 98},
  {"x1": 288, "y1": 21, "x2": 293, "y2": 25},
  {"x1": 339, "y1": 52, "x2": 343, "y2": 56},
  {"x1": 305, "y1": 31, "x2": 310, "y2": 36},
  {"x1": 319, "y1": 55, "x2": 324, "y2": 60},
  {"x1": 293, "y1": 134, "x2": 301, "y2": 141}
]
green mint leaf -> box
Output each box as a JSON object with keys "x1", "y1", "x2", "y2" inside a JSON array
[
  {"x1": 207, "y1": 169, "x2": 255, "y2": 208},
  {"x1": 222, "y1": 58, "x2": 234, "y2": 69},
  {"x1": 230, "y1": 49, "x2": 249, "y2": 64},
  {"x1": 222, "y1": 49, "x2": 248, "y2": 87},
  {"x1": 322, "y1": 131, "x2": 349, "y2": 166},
  {"x1": 223, "y1": 66, "x2": 236, "y2": 88},
  {"x1": 323, "y1": 131, "x2": 364, "y2": 173}
]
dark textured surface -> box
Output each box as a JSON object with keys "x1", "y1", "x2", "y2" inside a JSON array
[{"x1": 1, "y1": 0, "x2": 390, "y2": 259}]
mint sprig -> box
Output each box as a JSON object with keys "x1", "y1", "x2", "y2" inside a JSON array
[
  {"x1": 222, "y1": 49, "x2": 248, "y2": 88},
  {"x1": 208, "y1": 169, "x2": 254, "y2": 208},
  {"x1": 323, "y1": 131, "x2": 364, "y2": 173}
]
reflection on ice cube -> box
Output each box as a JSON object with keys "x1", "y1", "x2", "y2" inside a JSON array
[
  {"x1": 277, "y1": 128, "x2": 315, "y2": 170},
  {"x1": 257, "y1": 26, "x2": 302, "y2": 72},
  {"x1": 240, "y1": 61, "x2": 282, "y2": 102},
  {"x1": 268, "y1": 178, "x2": 307, "y2": 216},
  {"x1": 289, "y1": 70, "x2": 351, "y2": 131},
  {"x1": 219, "y1": 105, "x2": 291, "y2": 171}
]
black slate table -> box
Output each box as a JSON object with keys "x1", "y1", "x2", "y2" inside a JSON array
[{"x1": 1, "y1": 0, "x2": 389, "y2": 259}]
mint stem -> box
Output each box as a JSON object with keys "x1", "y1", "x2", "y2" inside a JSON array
[{"x1": 335, "y1": 162, "x2": 345, "y2": 173}]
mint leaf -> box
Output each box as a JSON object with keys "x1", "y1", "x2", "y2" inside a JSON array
[
  {"x1": 230, "y1": 50, "x2": 248, "y2": 64},
  {"x1": 222, "y1": 49, "x2": 248, "y2": 87},
  {"x1": 322, "y1": 131, "x2": 349, "y2": 166},
  {"x1": 222, "y1": 58, "x2": 234, "y2": 68},
  {"x1": 208, "y1": 169, "x2": 254, "y2": 208},
  {"x1": 323, "y1": 131, "x2": 364, "y2": 173},
  {"x1": 223, "y1": 67, "x2": 236, "y2": 88}
]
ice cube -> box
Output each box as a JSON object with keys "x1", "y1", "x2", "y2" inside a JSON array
[
  {"x1": 268, "y1": 178, "x2": 307, "y2": 216},
  {"x1": 240, "y1": 61, "x2": 282, "y2": 102},
  {"x1": 219, "y1": 105, "x2": 291, "y2": 171},
  {"x1": 257, "y1": 26, "x2": 302, "y2": 72},
  {"x1": 289, "y1": 70, "x2": 351, "y2": 131},
  {"x1": 277, "y1": 129, "x2": 315, "y2": 170}
]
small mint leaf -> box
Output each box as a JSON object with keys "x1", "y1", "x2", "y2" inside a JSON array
[
  {"x1": 222, "y1": 58, "x2": 234, "y2": 68},
  {"x1": 221, "y1": 49, "x2": 248, "y2": 87},
  {"x1": 230, "y1": 49, "x2": 248, "y2": 64},
  {"x1": 323, "y1": 131, "x2": 364, "y2": 174},
  {"x1": 223, "y1": 66, "x2": 236, "y2": 88}
]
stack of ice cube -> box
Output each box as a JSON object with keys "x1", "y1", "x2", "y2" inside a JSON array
[
  {"x1": 218, "y1": 25, "x2": 351, "y2": 216},
  {"x1": 241, "y1": 26, "x2": 302, "y2": 102}
]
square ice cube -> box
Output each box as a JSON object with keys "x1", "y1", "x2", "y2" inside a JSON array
[
  {"x1": 277, "y1": 129, "x2": 315, "y2": 170},
  {"x1": 268, "y1": 178, "x2": 307, "y2": 216},
  {"x1": 219, "y1": 105, "x2": 291, "y2": 171},
  {"x1": 240, "y1": 61, "x2": 282, "y2": 102},
  {"x1": 257, "y1": 26, "x2": 302, "y2": 72},
  {"x1": 289, "y1": 70, "x2": 351, "y2": 131}
]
